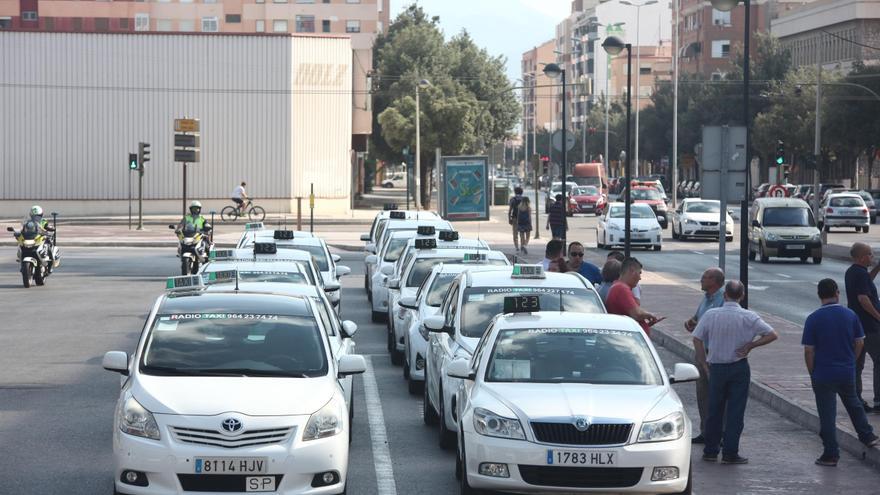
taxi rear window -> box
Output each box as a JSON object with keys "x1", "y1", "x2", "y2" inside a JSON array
[
  {"x1": 384, "y1": 238, "x2": 409, "y2": 262},
  {"x1": 406, "y1": 257, "x2": 507, "y2": 288},
  {"x1": 486, "y1": 328, "x2": 661, "y2": 385},
  {"x1": 426, "y1": 273, "x2": 457, "y2": 307},
  {"x1": 279, "y1": 244, "x2": 328, "y2": 271},
  {"x1": 461, "y1": 287, "x2": 603, "y2": 338},
  {"x1": 141, "y1": 314, "x2": 327, "y2": 377}
]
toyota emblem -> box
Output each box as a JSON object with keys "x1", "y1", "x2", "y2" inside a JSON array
[
  {"x1": 573, "y1": 417, "x2": 590, "y2": 432},
  {"x1": 221, "y1": 418, "x2": 243, "y2": 435}
]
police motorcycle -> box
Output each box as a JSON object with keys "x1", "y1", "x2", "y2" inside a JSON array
[
  {"x1": 7, "y1": 215, "x2": 60, "y2": 288},
  {"x1": 168, "y1": 221, "x2": 213, "y2": 275}
]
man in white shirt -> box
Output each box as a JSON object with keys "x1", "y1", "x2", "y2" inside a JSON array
[{"x1": 232, "y1": 182, "x2": 248, "y2": 211}]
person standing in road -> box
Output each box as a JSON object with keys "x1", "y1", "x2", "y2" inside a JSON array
[
  {"x1": 516, "y1": 196, "x2": 533, "y2": 255},
  {"x1": 546, "y1": 193, "x2": 568, "y2": 241},
  {"x1": 844, "y1": 242, "x2": 880, "y2": 412},
  {"x1": 567, "y1": 241, "x2": 602, "y2": 285},
  {"x1": 693, "y1": 280, "x2": 778, "y2": 465},
  {"x1": 803, "y1": 278, "x2": 879, "y2": 467},
  {"x1": 508, "y1": 186, "x2": 524, "y2": 252},
  {"x1": 597, "y1": 259, "x2": 621, "y2": 303},
  {"x1": 684, "y1": 267, "x2": 725, "y2": 445},
  {"x1": 605, "y1": 257, "x2": 663, "y2": 335}
]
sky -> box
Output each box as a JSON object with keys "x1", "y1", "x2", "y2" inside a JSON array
[{"x1": 388, "y1": 0, "x2": 572, "y2": 83}]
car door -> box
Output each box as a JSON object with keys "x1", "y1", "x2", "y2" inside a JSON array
[
  {"x1": 313, "y1": 298, "x2": 353, "y2": 408},
  {"x1": 429, "y1": 280, "x2": 459, "y2": 409},
  {"x1": 597, "y1": 209, "x2": 608, "y2": 242},
  {"x1": 673, "y1": 203, "x2": 684, "y2": 232}
]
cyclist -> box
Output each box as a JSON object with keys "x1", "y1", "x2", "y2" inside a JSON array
[{"x1": 231, "y1": 182, "x2": 248, "y2": 213}]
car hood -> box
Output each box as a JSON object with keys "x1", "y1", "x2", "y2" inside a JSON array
[
  {"x1": 761, "y1": 225, "x2": 820, "y2": 236},
  {"x1": 572, "y1": 194, "x2": 601, "y2": 201},
  {"x1": 484, "y1": 383, "x2": 671, "y2": 423},
  {"x1": 133, "y1": 374, "x2": 335, "y2": 416},
  {"x1": 606, "y1": 217, "x2": 660, "y2": 229},
  {"x1": 682, "y1": 211, "x2": 734, "y2": 223}
]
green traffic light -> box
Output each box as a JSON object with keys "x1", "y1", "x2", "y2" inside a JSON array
[
  {"x1": 129, "y1": 160, "x2": 137, "y2": 170},
  {"x1": 776, "y1": 157, "x2": 784, "y2": 165}
]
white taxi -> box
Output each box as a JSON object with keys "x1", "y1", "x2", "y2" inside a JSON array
[
  {"x1": 423, "y1": 265, "x2": 605, "y2": 450},
  {"x1": 103, "y1": 276, "x2": 366, "y2": 495},
  {"x1": 451, "y1": 303, "x2": 698, "y2": 494},
  {"x1": 597, "y1": 203, "x2": 663, "y2": 251},
  {"x1": 236, "y1": 226, "x2": 313, "y2": 249},
  {"x1": 367, "y1": 228, "x2": 427, "y2": 316},
  {"x1": 398, "y1": 263, "x2": 504, "y2": 394},
  {"x1": 361, "y1": 211, "x2": 443, "y2": 293},
  {"x1": 386, "y1": 239, "x2": 508, "y2": 365}
]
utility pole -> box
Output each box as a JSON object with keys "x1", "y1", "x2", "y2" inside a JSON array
[
  {"x1": 672, "y1": 0, "x2": 680, "y2": 209},
  {"x1": 814, "y1": 34, "x2": 824, "y2": 243}
]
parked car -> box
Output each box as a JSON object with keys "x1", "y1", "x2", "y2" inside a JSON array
[
  {"x1": 818, "y1": 193, "x2": 870, "y2": 233},
  {"x1": 857, "y1": 190, "x2": 877, "y2": 224},
  {"x1": 754, "y1": 183, "x2": 770, "y2": 199},
  {"x1": 687, "y1": 181, "x2": 701, "y2": 198},
  {"x1": 671, "y1": 199, "x2": 734, "y2": 241},
  {"x1": 382, "y1": 174, "x2": 406, "y2": 188}
]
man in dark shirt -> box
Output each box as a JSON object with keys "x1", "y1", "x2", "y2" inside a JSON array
[
  {"x1": 567, "y1": 241, "x2": 601, "y2": 285},
  {"x1": 508, "y1": 186, "x2": 524, "y2": 251},
  {"x1": 803, "y1": 278, "x2": 879, "y2": 466},
  {"x1": 844, "y1": 242, "x2": 880, "y2": 412},
  {"x1": 546, "y1": 193, "x2": 568, "y2": 241}
]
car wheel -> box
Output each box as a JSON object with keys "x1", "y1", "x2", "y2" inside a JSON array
[
  {"x1": 653, "y1": 245, "x2": 662, "y2": 251},
  {"x1": 459, "y1": 434, "x2": 489, "y2": 495},
  {"x1": 726, "y1": 236, "x2": 733, "y2": 242},
  {"x1": 423, "y1": 374, "x2": 438, "y2": 426},
  {"x1": 390, "y1": 348, "x2": 403, "y2": 366},
  {"x1": 748, "y1": 248, "x2": 756, "y2": 261},
  {"x1": 760, "y1": 244, "x2": 770, "y2": 263},
  {"x1": 864, "y1": 226, "x2": 870, "y2": 233},
  {"x1": 408, "y1": 376, "x2": 422, "y2": 395},
  {"x1": 596, "y1": 231, "x2": 604, "y2": 249},
  {"x1": 438, "y1": 388, "x2": 456, "y2": 450},
  {"x1": 813, "y1": 256, "x2": 822, "y2": 264},
  {"x1": 403, "y1": 354, "x2": 411, "y2": 380},
  {"x1": 672, "y1": 462, "x2": 693, "y2": 495},
  {"x1": 672, "y1": 223, "x2": 679, "y2": 239},
  {"x1": 823, "y1": 224, "x2": 830, "y2": 233},
  {"x1": 800, "y1": 256, "x2": 809, "y2": 263}
]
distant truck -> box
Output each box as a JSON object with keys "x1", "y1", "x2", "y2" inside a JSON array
[{"x1": 571, "y1": 162, "x2": 608, "y2": 192}]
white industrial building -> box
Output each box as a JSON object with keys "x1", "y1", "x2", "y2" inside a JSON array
[{"x1": 0, "y1": 31, "x2": 353, "y2": 217}]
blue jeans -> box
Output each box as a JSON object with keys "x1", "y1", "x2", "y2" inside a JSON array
[
  {"x1": 705, "y1": 360, "x2": 750, "y2": 457},
  {"x1": 812, "y1": 380, "x2": 875, "y2": 458},
  {"x1": 550, "y1": 225, "x2": 565, "y2": 239}
]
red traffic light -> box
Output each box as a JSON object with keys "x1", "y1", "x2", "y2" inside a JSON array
[{"x1": 540, "y1": 155, "x2": 550, "y2": 162}]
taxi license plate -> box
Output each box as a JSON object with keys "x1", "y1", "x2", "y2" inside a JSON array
[
  {"x1": 787, "y1": 244, "x2": 805, "y2": 250},
  {"x1": 194, "y1": 457, "x2": 268, "y2": 474},
  {"x1": 246, "y1": 476, "x2": 276, "y2": 492},
  {"x1": 547, "y1": 449, "x2": 616, "y2": 466}
]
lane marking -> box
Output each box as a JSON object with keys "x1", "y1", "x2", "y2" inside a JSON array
[
  {"x1": 749, "y1": 285, "x2": 769, "y2": 291},
  {"x1": 777, "y1": 273, "x2": 792, "y2": 278},
  {"x1": 690, "y1": 250, "x2": 705, "y2": 255},
  {"x1": 363, "y1": 356, "x2": 398, "y2": 495}
]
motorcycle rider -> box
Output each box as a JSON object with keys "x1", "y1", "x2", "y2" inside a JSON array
[
  {"x1": 28, "y1": 205, "x2": 56, "y2": 266},
  {"x1": 181, "y1": 201, "x2": 209, "y2": 231}
]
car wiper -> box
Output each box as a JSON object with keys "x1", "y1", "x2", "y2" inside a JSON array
[{"x1": 197, "y1": 368, "x2": 313, "y2": 378}]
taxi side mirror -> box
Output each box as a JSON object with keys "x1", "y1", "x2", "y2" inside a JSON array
[
  {"x1": 380, "y1": 265, "x2": 395, "y2": 276},
  {"x1": 324, "y1": 282, "x2": 341, "y2": 292},
  {"x1": 360, "y1": 234, "x2": 371, "y2": 242},
  {"x1": 387, "y1": 278, "x2": 400, "y2": 290},
  {"x1": 366, "y1": 243, "x2": 376, "y2": 253},
  {"x1": 332, "y1": 254, "x2": 342, "y2": 263},
  {"x1": 168, "y1": 224, "x2": 177, "y2": 230},
  {"x1": 669, "y1": 363, "x2": 699, "y2": 384},
  {"x1": 338, "y1": 355, "x2": 366, "y2": 377},
  {"x1": 424, "y1": 315, "x2": 451, "y2": 334},
  {"x1": 102, "y1": 351, "x2": 129, "y2": 376},
  {"x1": 341, "y1": 320, "x2": 358, "y2": 339},
  {"x1": 365, "y1": 255, "x2": 378, "y2": 265},
  {"x1": 751, "y1": 220, "x2": 761, "y2": 228},
  {"x1": 336, "y1": 266, "x2": 351, "y2": 277},
  {"x1": 399, "y1": 296, "x2": 418, "y2": 310},
  {"x1": 6, "y1": 227, "x2": 13, "y2": 232},
  {"x1": 447, "y1": 359, "x2": 474, "y2": 380}
]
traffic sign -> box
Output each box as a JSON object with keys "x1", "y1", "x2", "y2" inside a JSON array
[
  {"x1": 174, "y1": 118, "x2": 200, "y2": 133},
  {"x1": 174, "y1": 149, "x2": 201, "y2": 162},
  {"x1": 767, "y1": 184, "x2": 787, "y2": 197},
  {"x1": 551, "y1": 129, "x2": 576, "y2": 152},
  {"x1": 174, "y1": 134, "x2": 200, "y2": 148}
]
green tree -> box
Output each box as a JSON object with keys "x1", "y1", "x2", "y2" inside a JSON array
[{"x1": 823, "y1": 62, "x2": 880, "y2": 182}]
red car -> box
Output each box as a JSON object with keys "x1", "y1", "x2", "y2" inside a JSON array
[
  {"x1": 631, "y1": 186, "x2": 669, "y2": 228},
  {"x1": 567, "y1": 185, "x2": 607, "y2": 216}
]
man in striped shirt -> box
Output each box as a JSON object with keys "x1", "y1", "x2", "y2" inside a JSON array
[{"x1": 693, "y1": 280, "x2": 779, "y2": 464}]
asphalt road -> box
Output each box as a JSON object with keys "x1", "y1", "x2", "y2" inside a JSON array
[{"x1": 1, "y1": 247, "x2": 879, "y2": 495}]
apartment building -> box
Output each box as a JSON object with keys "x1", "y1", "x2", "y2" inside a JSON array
[
  {"x1": 521, "y1": 39, "x2": 557, "y2": 142},
  {"x1": 608, "y1": 43, "x2": 673, "y2": 110},
  {"x1": 0, "y1": 0, "x2": 390, "y2": 153}
]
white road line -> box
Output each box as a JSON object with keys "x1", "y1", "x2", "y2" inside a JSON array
[
  {"x1": 363, "y1": 357, "x2": 398, "y2": 495},
  {"x1": 691, "y1": 250, "x2": 705, "y2": 255},
  {"x1": 777, "y1": 273, "x2": 792, "y2": 278}
]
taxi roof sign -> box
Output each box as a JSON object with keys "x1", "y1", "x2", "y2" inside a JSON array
[
  {"x1": 389, "y1": 211, "x2": 406, "y2": 220},
  {"x1": 438, "y1": 230, "x2": 459, "y2": 241},
  {"x1": 206, "y1": 269, "x2": 238, "y2": 283},
  {"x1": 273, "y1": 230, "x2": 295, "y2": 240},
  {"x1": 244, "y1": 222, "x2": 265, "y2": 231},
  {"x1": 165, "y1": 274, "x2": 205, "y2": 292},
  {"x1": 503, "y1": 295, "x2": 541, "y2": 314},
  {"x1": 417, "y1": 226, "x2": 436, "y2": 236},
  {"x1": 209, "y1": 249, "x2": 235, "y2": 261},
  {"x1": 254, "y1": 242, "x2": 277, "y2": 255},
  {"x1": 383, "y1": 203, "x2": 399, "y2": 211},
  {"x1": 462, "y1": 252, "x2": 488, "y2": 263},
  {"x1": 512, "y1": 264, "x2": 545, "y2": 279},
  {"x1": 414, "y1": 238, "x2": 437, "y2": 250}
]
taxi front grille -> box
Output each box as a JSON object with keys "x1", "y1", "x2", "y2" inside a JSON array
[
  {"x1": 531, "y1": 422, "x2": 632, "y2": 445},
  {"x1": 518, "y1": 465, "x2": 643, "y2": 488},
  {"x1": 178, "y1": 474, "x2": 284, "y2": 492},
  {"x1": 700, "y1": 221, "x2": 719, "y2": 226},
  {"x1": 780, "y1": 235, "x2": 809, "y2": 240},
  {"x1": 170, "y1": 426, "x2": 294, "y2": 449}
]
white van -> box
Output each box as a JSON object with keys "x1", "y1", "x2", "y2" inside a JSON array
[{"x1": 748, "y1": 197, "x2": 822, "y2": 264}]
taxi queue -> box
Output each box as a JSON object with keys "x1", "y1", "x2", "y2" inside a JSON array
[{"x1": 102, "y1": 210, "x2": 701, "y2": 495}]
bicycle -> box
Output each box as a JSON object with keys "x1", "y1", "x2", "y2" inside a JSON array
[{"x1": 221, "y1": 198, "x2": 266, "y2": 223}]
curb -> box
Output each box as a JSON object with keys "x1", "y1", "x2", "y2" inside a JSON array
[{"x1": 651, "y1": 327, "x2": 880, "y2": 470}]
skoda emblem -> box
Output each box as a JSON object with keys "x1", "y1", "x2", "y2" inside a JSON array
[
  {"x1": 221, "y1": 418, "x2": 243, "y2": 435},
  {"x1": 573, "y1": 417, "x2": 590, "y2": 432}
]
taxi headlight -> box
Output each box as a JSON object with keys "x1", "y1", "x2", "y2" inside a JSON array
[
  {"x1": 473, "y1": 407, "x2": 525, "y2": 440},
  {"x1": 766, "y1": 232, "x2": 779, "y2": 241},
  {"x1": 638, "y1": 411, "x2": 684, "y2": 443},
  {"x1": 685, "y1": 219, "x2": 699, "y2": 225},
  {"x1": 608, "y1": 223, "x2": 623, "y2": 231},
  {"x1": 118, "y1": 395, "x2": 160, "y2": 440},
  {"x1": 303, "y1": 398, "x2": 345, "y2": 441},
  {"x1": 811, "y1": 233, "x2": 820, "y2": 242}
]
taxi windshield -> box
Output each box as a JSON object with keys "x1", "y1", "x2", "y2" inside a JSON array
[
  {"x1": 485, "y1": 328, "x2": 662, "y2": 385},
  {"x1": 406, "y1": 257, "x2": 506, "y2": 288},
  {"x1": 609, "y1": 205, "x2": 655, "y2": 219},
  {"x1": 631, "y1": 188, "x2": 661, "y2": 201},
  {"x1": 685, "y1": 201, "x2": 720, "y2": 213},
  {"x1": 426, "y1": 273, "x2": 457, "y2": 306},
  {"x1": 460, "y1": 287, "x2": 604, "y2": 338},
  {"x1": 384, "y1": 238, "x2": 410, "y2": 262},
  {"x1": 236, "y1": 271, "x2": 308, "y2": 284},
  {"x1": 141, "y1": 314, "x2": 327, "y2": 377},
  {"x1": 278, "y1": 244, "x2": 328, "y2": 271}
]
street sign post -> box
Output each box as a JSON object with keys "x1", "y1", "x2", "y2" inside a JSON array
[
  {"x1": 174, "y1": 118, "x2": 200, "y2": 133},
  {"x1": 552, "y1": 129, "x2": 576, "y2": 153},
  {"x1": 701, "y1": 125, "x2": 747, "y2": 271},
  {"x1": 175, "y1": 118, "x2": 201, "y2": 217}
]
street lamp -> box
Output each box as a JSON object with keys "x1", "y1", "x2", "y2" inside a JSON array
[
  {"x1": 543, "y1": 62, "x2": 568, "y2": 244},
  {"x1": 414, "y1": 78, "x2": 431, "y2": 210},
  {"x1": 602, "y1": 35, "x2": 633, "y2": 257},
  {"x1": 710, "y1": 0, "x2": 750, "y2": 306},
  {"x1": 619, "y1": 0, "x2": 657, "y2": 178}
]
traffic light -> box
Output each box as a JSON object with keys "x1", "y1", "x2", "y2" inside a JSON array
[
  {"x1": 128, "y1": 153, "x2": 138, "y2": 170},
  {"x1": 138, "y1": 142, "x2": 151, "y2": 171},
  {"x1": 775, "y1": 140, "x2": 785, "y2": 165}
]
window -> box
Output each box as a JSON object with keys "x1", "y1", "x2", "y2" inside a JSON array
[
  {"x1": 0, "y1": 17, "x2": 11, "y2": 29},
  {"x1": 322, "y1": 19, "x2": 331, "y2": 32},
  {"x1": 72, "y1": 17, "x2": 82, "y2": 31},
  {"x1": 156, "y1": 19, "x2": 173, "y2": 31},
  {"x1": 345, "y1": 19, "x2": 360, "y2": 33},
  {"x1": 296, "y1": 15, "x2": 315, "y2": 32},
  {"x1": 273, "y1": 19, "x2": 288, "y2": 32},
  {"x1": 712, "y1": 8, "x2": 731, "y2": 26},
  {"x1": 296, "y1": 0, "x2": 316, "y2": 3},
  {"x1": 95, "y1": 17, "x2": 109, "y2": 31},
  {"x1": 119, "y1": 17, "x2": 129, "y2": 29},
  {"x1": 255, "y1": 20, "x2": 265, "y2": 32},
  {"x1": 711, "y1": 40, "x2": 730, "y2": 58},
  {"x1": 346, "y1": 0, "x2": 361, "y2": 3},
  {"x1": 226, "y1": 14, "x2": 241, "y2": 23},
  {"x1": 179, "y1": 19, "x2": 195, "y2": 31},
  {"x1": 639, "y1": 65, "x2": 651, "y2": 75},
  {"x1": 323, "y1": 0, "x2": 330, "y2": 3},
  {"x1": 272, "y1": 0, "x2": 287, "y2": 3},
  {"x1": 44, "y1": 17, "x2": 54, "y2": 30},
  {"x1": 135, "y1": 13, "x2": 150, "y2": 31},
  {"x1": 377, "y1": 20, "x2": 383, "y2": 33},
  {"x1": 201, "y1": 16, "x2": 219, "y2": 32},
  {"x1": 22, "y1": 11, "x2": 38, "y2": 21}
]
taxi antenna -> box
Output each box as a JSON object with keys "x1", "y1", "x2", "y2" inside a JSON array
[{"x1": 235, "y1": 269, "x2": 240, "y2": 291}]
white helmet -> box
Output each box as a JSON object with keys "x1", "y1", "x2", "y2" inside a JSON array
[
  {"x1": 30, "y1": 205, "x2": 43, "y2": 217},
  {"x1": 190, "y1": 200, "x2": 202, "y2": 209}
]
